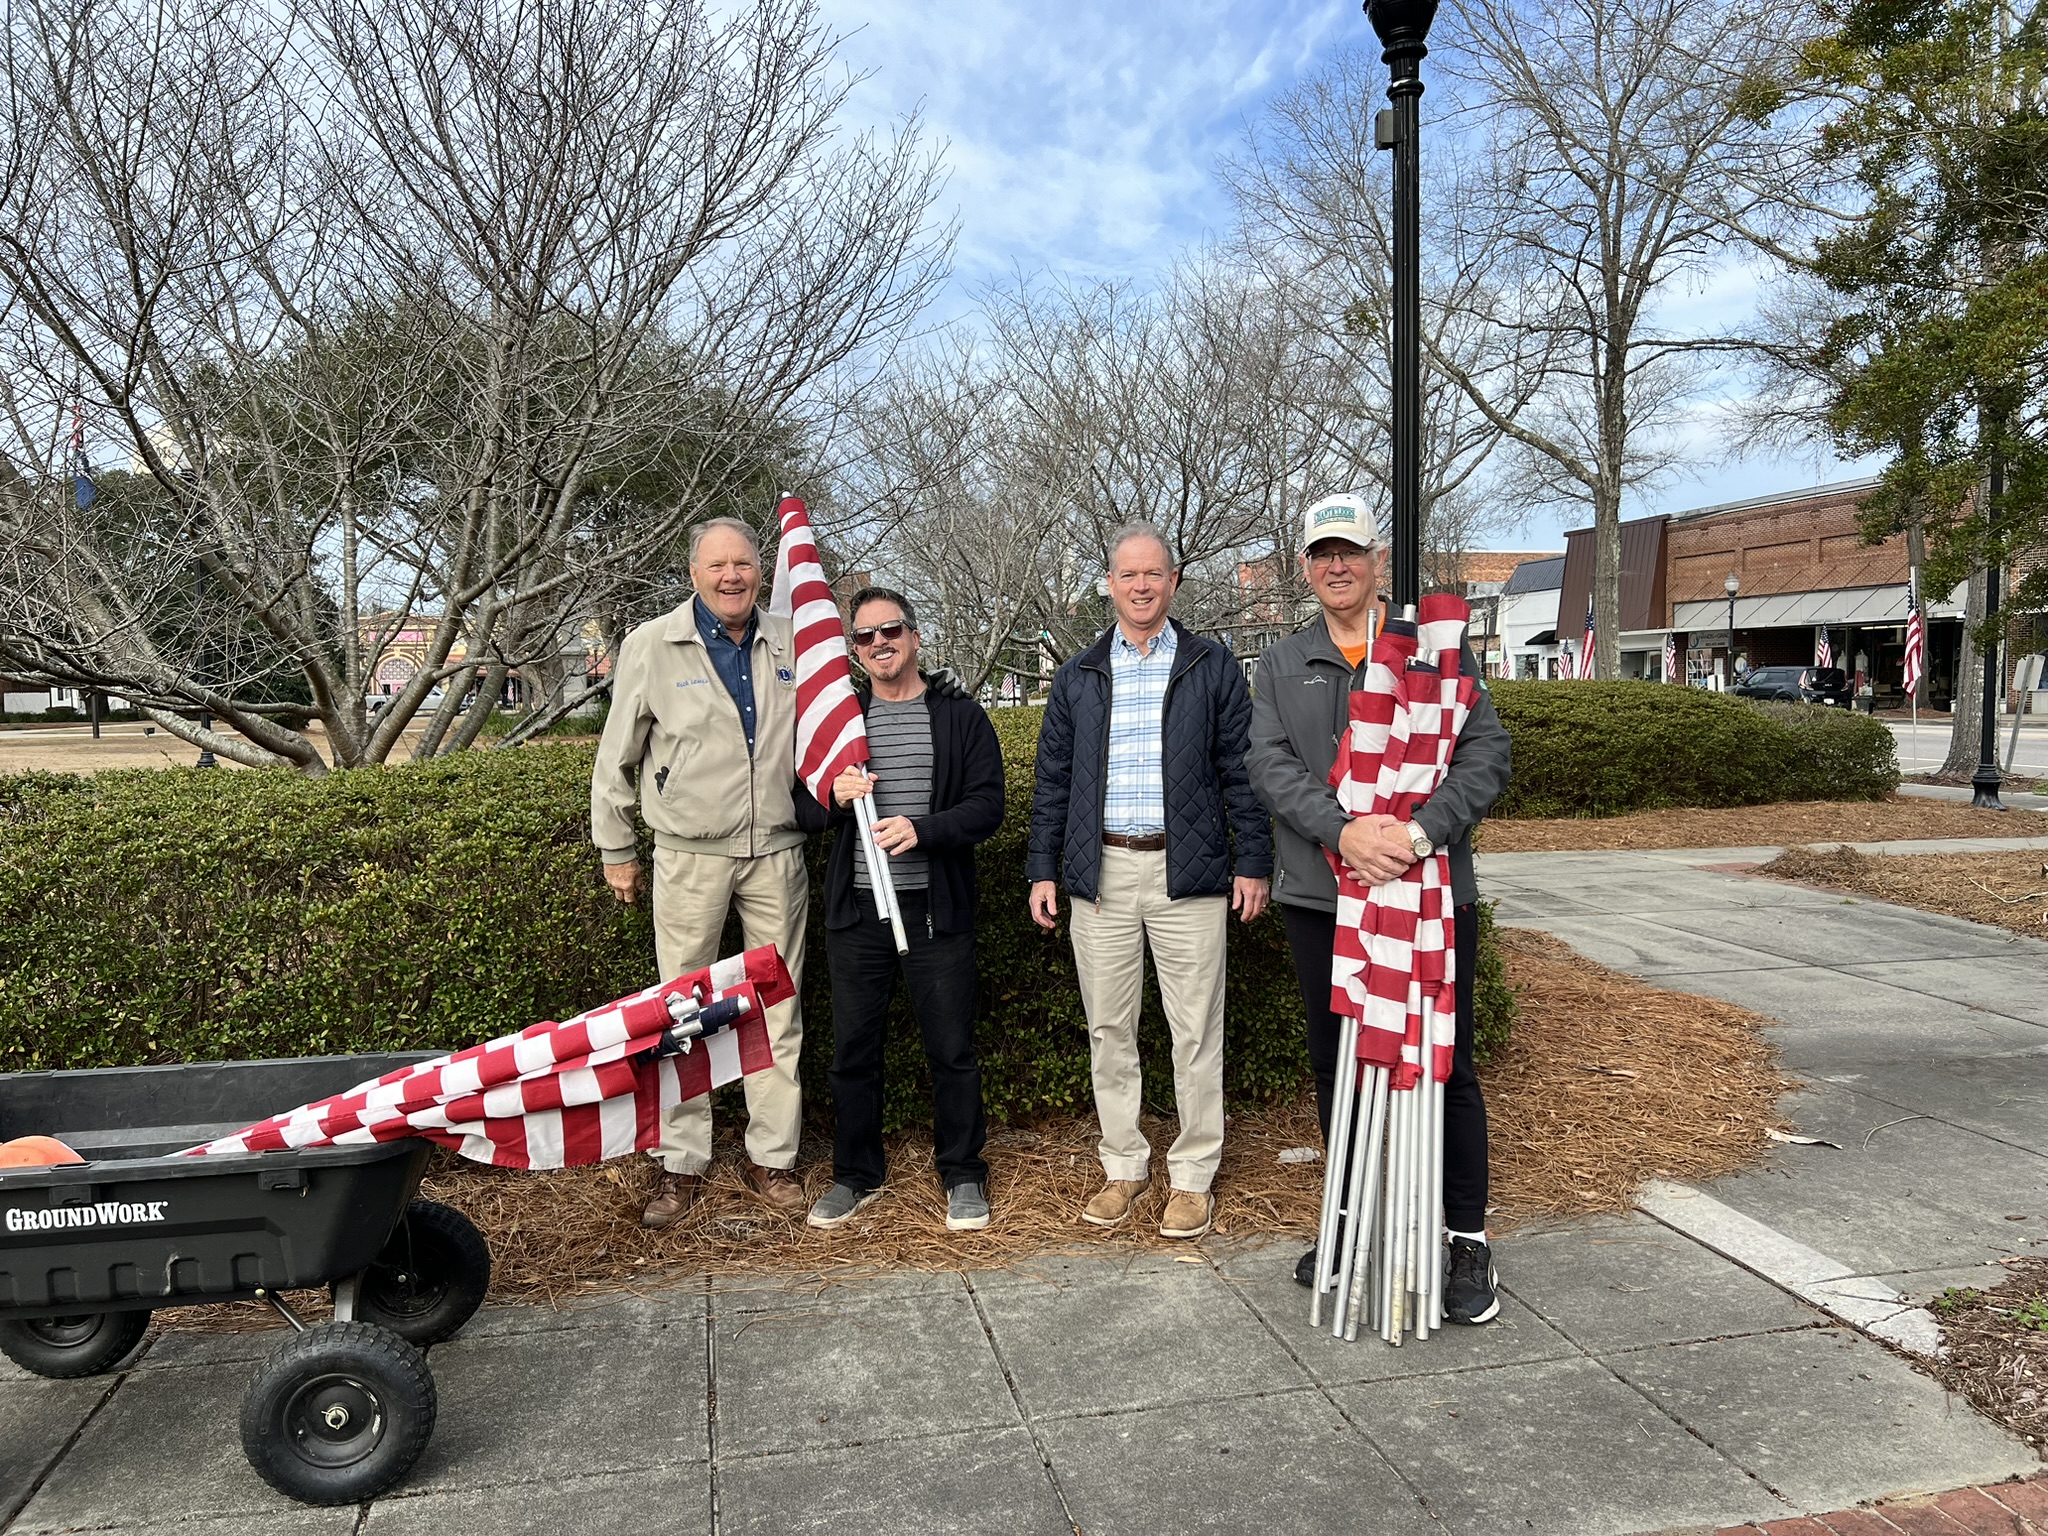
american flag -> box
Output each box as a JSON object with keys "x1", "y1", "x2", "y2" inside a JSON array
[
  {"x1": 1579, "y1": 598, "x2": 1596, "y2": 680},
  {"x1": 1816, "y1": 629, "x2": 1833, "y2": 668},
  {"x1": 183, "y1": 950, "x2": 793, "y2": 1170},
  {"x1": 769, "y1": 495, "x2": 868, "y2": 803},
  {"x1": 1326, "y1": 595, "x2": 1477, "y2": 1087},
  {"x1": 1903, "y1": 572, "x2": 1924, "y2": 696},
  {"x1": 1663, "y1": 632, "x2": 1679, "y2": 684}
]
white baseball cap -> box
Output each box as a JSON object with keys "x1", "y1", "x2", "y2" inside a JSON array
[{"x1": 1300, "y1": 493, "x2": 1384, "y2": 554}]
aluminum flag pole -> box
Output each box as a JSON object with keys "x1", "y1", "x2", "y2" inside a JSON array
[
  {"x1": 851, "y1": 785, "x2": 909, "y2": 954},
  {"x1": 1312, "y1": 1019, "x2": 1362, "y2": 1329}
]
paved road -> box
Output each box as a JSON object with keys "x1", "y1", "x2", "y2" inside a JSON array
[
  {"x1": 1888, "y1": 717, "x2": 2048, "y2": 776},
  {"x1": 3, "y1": 845, "x2": 2042, "y2": 1535}
]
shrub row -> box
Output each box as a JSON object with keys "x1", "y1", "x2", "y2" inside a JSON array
[
  {"x1": 1485, "y1": 681, "x2": 1898, "y2": 819},
  {"x1": 0, "y1": 735, "x2": 1515, "y2": 1130}
]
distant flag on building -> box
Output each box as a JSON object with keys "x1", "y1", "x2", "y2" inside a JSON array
[
  {"x1": 1902, "y1": 573, "x2": 1925, "y2": 697},
  {"x1": 1663, "y1": 632, "x2": 1679, "y2": 684},
  {"x1": 767, "y1": 495, "x2": 869, "y2": 803},
  {"x1": 1578, "y1": 598, "x2": 1596, "y2": 680},
  {"x1": 1816, "y1": 628, "x2": 1833, "y2": 668},
  {"x1": 70, "y1": 393, "x2": 95, "y2": 511}
]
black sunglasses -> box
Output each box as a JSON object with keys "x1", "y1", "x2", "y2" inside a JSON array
[{"x1": 851, "y1": 620, "x2": 911, "y2": 648}]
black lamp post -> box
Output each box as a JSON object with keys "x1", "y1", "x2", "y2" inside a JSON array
[
  {"x1": 1970, "y1": 450, "x2": 2005, "y2": 809},
  {"x1": 1367, "y1": 0, "x2": 1438, "y2": 614},
  {"x1": 1724, "y1": 571, "x2": 1739, "y2": 687}
]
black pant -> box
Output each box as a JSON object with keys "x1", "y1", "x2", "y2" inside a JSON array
[
  {"x1": 1281, "y1": 901, "x2": 1489, "y2": 1233},
  {"x1": 826, "y1": 888, "x2": 989, "y2": 1192}
]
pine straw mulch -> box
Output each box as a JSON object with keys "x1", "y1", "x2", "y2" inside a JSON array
[
  {"x1": 155, "y1": 928, "x2": 1787, "y2": 1330},
  {"x1": 1762, "y1": 844, "x2": 2048, "y2": 940},
  {"x1": 1482, "y1": 795, "x2": 2039, "y2": 853},
  {"x1": 1929, "y1": 1259, "x2": 2048, "y2": 1454}
]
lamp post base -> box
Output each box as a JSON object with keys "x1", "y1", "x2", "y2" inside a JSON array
[{"x1": 1970, "y1": 763, "x2": 2005, "y2": 810}]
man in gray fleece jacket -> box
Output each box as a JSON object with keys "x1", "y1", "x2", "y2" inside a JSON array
[{"x1": 1246, "y1": 492, "x2": 1513, "y2": 1324}]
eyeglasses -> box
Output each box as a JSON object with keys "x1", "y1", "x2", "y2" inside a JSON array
[
  {"x1": 851, "y1": 621, "x2": 911, "y2": 648},
  {"x1": 1306, "y1": 546, "x2": 1374, "y2": 570}
]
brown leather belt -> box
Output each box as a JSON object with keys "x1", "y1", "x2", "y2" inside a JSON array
[{"x1": 1101, "y1": 832, "x2": 1166, "y2": 851}]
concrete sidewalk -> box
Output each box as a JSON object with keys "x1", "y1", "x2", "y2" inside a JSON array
[{"x1": 3, "y1": 848, "x2": 2043, "y2": 1535}]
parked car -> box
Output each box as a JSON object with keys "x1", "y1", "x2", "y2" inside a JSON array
[{"x1": 1732, "y1": 666, "x2": 1853, "y2": 706}]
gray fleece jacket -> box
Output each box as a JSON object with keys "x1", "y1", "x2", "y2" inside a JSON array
[{"x1": 1246, "y1": 613, "x2": 1512, "y2": 911}]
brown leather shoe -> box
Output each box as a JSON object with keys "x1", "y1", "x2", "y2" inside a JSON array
[
  {"x1": 1160, "y1": 1188, "x2": 1214, "y2": 1240},
  {"x1": 640, "y1": 1171, "x2": 701, "y2": 1230},
  {"x1": 744, "y1": 1162, "x2": 806, "y2": 1213},
  {"x1": 1080, "y1": 1178, "x2": 1150, "y2": 1228}
]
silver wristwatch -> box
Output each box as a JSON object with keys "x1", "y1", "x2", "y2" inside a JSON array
[{"x1": 1405, "y1": 821, "x2": 1433, "y2": 858}]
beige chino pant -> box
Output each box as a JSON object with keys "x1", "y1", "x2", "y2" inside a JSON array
[
  {"x1": 649, "y1": 844, "x2": 807, "y2": 1174},
  {"x1": 1068, "y1": 846, "x2": 1227, "y2": 1194}
]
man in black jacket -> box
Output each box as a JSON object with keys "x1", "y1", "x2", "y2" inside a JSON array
[
  {"x1": 1246, "y1": 492, "x2": 1513, "y2": 1323},
  {"x1": 799, "y1": 588, "x2": 1007, "y2": 1233},
  {"x1": 1028, "y1": 522, "x2": 1273, "y2": 1240}
]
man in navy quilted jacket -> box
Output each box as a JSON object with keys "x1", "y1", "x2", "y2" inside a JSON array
[{"x1": 1028, "y1": 522, "x2": 1273, "y2": 1240}]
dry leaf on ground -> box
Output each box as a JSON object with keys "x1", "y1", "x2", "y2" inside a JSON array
[{"x1": 1482, "y1": 796, "x2": 2029, "y2": 853}]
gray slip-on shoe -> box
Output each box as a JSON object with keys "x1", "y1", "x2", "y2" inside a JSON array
[
  {"x1": 806, "y1": 1181, "x2": 883, "y2": 1230},
  {"x1": 946, "y1": 1182, "x2": 991, "y2": 1231}
]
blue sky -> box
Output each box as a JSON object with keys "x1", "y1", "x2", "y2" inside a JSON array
[{"x1": 818, "y1": 0, "x2": 1882, "y2": 548}]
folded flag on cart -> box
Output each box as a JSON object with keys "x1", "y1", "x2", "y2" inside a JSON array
[
  {"x1": 180, "y1": 948, "x2": 793, "y2": 1171},
  {"x1": 1325, "y1": 595, "x2": 1478, "y2": 1090}
]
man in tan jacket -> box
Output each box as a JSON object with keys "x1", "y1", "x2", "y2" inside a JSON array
[{"x1": 591, "y1": 517, "x2": 808, "y2": 1226}]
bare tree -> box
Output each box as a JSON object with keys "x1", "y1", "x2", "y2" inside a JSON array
[
  {"x1": 0, "y1": 0, "x2": 946, "y2": 770},
  {"x1": 1420, "y1": 0, "x2": 1816, "y2": 678},
  {"x1": 1222, "y1": 46, "x2": 1528, "y2": 603}
]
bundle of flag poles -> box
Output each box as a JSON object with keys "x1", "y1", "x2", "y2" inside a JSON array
[{"x1": 1311, "y1": 596, "x2": 1478, "y2": 1344}]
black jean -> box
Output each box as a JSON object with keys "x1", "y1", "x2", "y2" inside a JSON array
[
  {"x1": 1281, "y1": 900, "x2": 1489, "y2": 1233},
  {"x1": 826, "y1": 888, "x2": 989, "y2": 1193}
]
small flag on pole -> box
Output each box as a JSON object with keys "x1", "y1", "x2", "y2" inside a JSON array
[
  {"x1": 1578, "y1": 598, "x2": 1596, "y2": 680},
  {"x1": 1902, "y1": 574, "x2": 1924, "y2": 696},
  {"x1": 1663, "y1": 632, "x2": 1679, "y2": 684},
  {"x1": 1816, "y1": 628, "x2": 1833, "y2": 668},
  {"x1": 70, "y1": 394, "x2": 95, "y2": 511}
]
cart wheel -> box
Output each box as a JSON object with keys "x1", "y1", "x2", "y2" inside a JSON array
[
  {"x1": 350, "y1": 1198, "x2": 492, "y2": 1345},
  {"x1": 0, "y1": 1310, "x2": 150, "y2": 1378},
  {"x1": 240, "y1": 1320, "x2": 435, "y2": 1506}
]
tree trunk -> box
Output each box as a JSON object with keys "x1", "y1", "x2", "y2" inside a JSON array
[
  {"x1": 1939, "y1": 564, "x2": 1985, "y2": 778},
  {"x1": 1593, "y1": 487, "x2": 1623, "y2": 681}
]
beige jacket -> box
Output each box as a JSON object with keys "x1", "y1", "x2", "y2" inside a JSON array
[{"x1": 590, "y1": 601, "x2": 804, "y2": 862}]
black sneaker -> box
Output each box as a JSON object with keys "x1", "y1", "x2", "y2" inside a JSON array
[
  {"x1": 1294, "y1": 1245, "x2": 1317, "y2": 1288},
  {"x1": 1444, "y1": 1236, "x2": 1500, "y2": 1324}
]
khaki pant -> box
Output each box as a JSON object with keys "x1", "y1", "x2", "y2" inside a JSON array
[
  {"x1": 1068, "y1": 846, "x2": 1227, "y2": 1193},
  {"x1": 649, "y1": 844, "x2": 807, "y2": 1174}
]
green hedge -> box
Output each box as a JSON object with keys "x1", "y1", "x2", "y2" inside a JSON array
[
  {"x1": 1486, "y1": 681, "x2": 1898, "y2": 819},
  {"x1": 0, "y1": 737, "x2": 1517, "y2": 1132}
]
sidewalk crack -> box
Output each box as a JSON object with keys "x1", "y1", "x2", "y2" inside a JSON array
[{"x1": 961, "y1": 1273, "x2": 1082, "y2": 1536}]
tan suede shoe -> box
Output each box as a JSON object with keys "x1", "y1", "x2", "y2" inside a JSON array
[
  {"x1": 1080, "y1": 1178, "x2": 1150, "y2": 1228},
  {"x1": 640, "y1": 1171, "x2": 702, "y2": 1230},
  {"x1": 744, "y1": 1162, "x2": 807, "y2": 1213},
  {"x1": 1160, "y1": 1189, "x2": 1214, "y2": 1240}
]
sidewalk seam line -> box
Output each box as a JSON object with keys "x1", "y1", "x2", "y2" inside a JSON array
[
  {"x1": 705, "y1": 1272, "x2": 720, "y2": 1536},
  {"x1": 0, "y1": 1347, "x2": 134, "y2": 1533},
  {"x1": 1199, "y1": 1248, "x2": 1450, "y2": 1528},
  {"x1": 961, "y1": 1271, "x2": 1082, "y2": 1536}
]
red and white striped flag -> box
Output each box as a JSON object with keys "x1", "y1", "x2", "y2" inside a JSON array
[
  {"x1": 1327, "y1": 595, "x2": 1478, "y2": 1088},
  {"x1": 181, "y1": 949, "x2": 793, "y2": 1170},
  {"x1": 768, "y1": 495, "x2": 869, "y2": 803},
  {"x1": 1816, "y1": 629, "x2": 1833, "y2": 668},
  {"x1": 1579, "y1": 598, "x2": 1596, "y2": 681},
  {"x1": 1902, "y1": 573, "x2": 1924, "y2": 696},
  {"x1": 1663, "y1": 632, "x2": 1679, "y2": 684}
]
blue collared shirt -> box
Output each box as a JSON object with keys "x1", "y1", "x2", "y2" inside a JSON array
[
  {"x1": 1103, "y1": 621, "x2": 1177, "y2": 836},
  {"x1": 693, "y1": 595, "x2": 759, "y2": 755}
]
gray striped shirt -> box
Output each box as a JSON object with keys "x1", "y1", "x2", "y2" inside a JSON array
[{"x1": 854, "y1": 696, "x2": 931, "y2": 892}]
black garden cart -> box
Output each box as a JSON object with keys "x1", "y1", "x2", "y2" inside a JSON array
[{"x1": 0, "y1": 1053, "x2": 490, "y2": 1505}]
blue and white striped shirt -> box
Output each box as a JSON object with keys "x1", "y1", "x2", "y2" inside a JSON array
[{"x1": 1103, "y1": 622, "x2": 1177, "y2": 836}]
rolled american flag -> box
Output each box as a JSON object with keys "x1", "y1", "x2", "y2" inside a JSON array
[{"x1": 182, "y1": 949, "x2": 794, "y2": 1170}]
